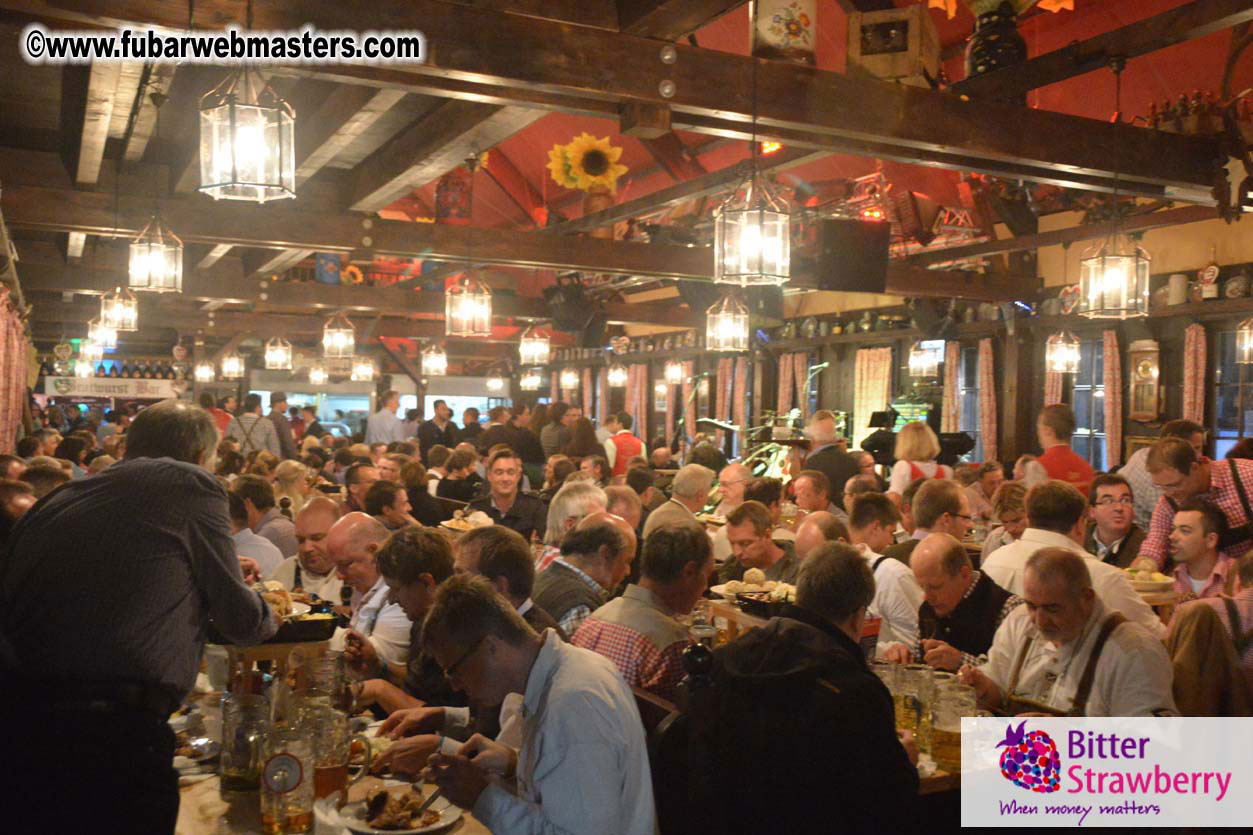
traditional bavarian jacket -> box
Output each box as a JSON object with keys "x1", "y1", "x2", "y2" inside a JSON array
[{"x1": 980, "y1": 599, "x2": 1177, "y2": 717}]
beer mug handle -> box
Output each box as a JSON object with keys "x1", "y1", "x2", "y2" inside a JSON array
[{"x1": 348, "y1": 734, "x2": 372, "y2": 784}]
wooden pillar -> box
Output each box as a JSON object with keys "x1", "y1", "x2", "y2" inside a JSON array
[{"x1": 1000, "y1": 329, "x2": 1035, "y2": 464}]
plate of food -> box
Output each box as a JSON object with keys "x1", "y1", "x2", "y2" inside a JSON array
[
  {"x1": 1125, "y1": 559, "x2": 1174, "y2": 593},
  {"x1": 695, "y1": 513, "x2": 727, "y2": 527},
  {"x1": 439, "y1": 518, "x2": 475, "y2": 533},
  {"x1": 338, "y1": 783, "x2": 461, "y2": 833}
]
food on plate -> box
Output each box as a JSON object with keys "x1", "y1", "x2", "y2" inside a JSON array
[
  {"x1": 258, "y1": 580, "x2": 293, "y2": 618},
  {"x1": 364, "y1": 785, "x2": 440, "y2": 829},
  {"x1": 742, "y1": 568, "x2": 766, "y2": 586},
  {"x1": 173, "y1": 730, "x2": 195, "y2": 759},
  {"x1": 768, "y1": 582, "x2": 797, "y2": 603}
]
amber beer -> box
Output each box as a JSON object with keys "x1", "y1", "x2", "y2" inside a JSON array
[
  {"x1": 932, "y1": 727, "x2": 961, "y2": 774},
  {"x1": 314, "y1": 763, "x2": 350, "y2": 802}
]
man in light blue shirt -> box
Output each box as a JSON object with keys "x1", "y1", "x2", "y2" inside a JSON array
[
  {"x1": 420, "y1": 574, "x2": 656, "y2": 835},
  {"x1": 366, "y1": 390, "x2": 406, "y2": 445}
]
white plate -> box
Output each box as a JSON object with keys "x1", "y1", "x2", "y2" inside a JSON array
[
  {"x1": 336, "y1": 793, "x2": 461, "y2": 834},
  {"x1": 1130, "y1": 580, "x2": 1175, "y2": 593},
  {"x1": 710, "y1": 582, "x2": 768, "y2": 598}
]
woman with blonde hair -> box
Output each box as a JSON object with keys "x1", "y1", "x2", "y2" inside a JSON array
[
  {"x1": 981, "y1": 481, "x2": 1028, "y2": 562},
  {"x1": 887, "y1": 420, "x2": 952, "y2": 500},
  {"x1": 273, "y1": 459, "x2": 312, "y2": 517},
  {"x1": 247, "y1": 450, "x2": 280, "y2": 481}
]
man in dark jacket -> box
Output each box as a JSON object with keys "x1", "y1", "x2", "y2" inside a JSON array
[
  {"x1": 689, "y1": 541, "x2": 920, "y2": 834},
  {"x1": 802, "y1": 411, "x2": 860, "y2": 509},
  {"x1": 267, "y1": 392, "x2": 299, "y2": 460}
]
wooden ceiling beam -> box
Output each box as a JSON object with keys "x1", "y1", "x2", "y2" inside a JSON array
[
  {"x1": 950, "y1": 0, "x2": 1253, "y2": 102},
  {"x1": 617, "y1": 0, "x2": 747, "y2": 38},
  {"x1": 73, "y1": 61, "x2": 123, "y2": 186},
  {"x1": 483, "y1": 147, "x2": 545, "y2": 227},
  {"x1": 197, "y1": 244, "x2": 234, "y2": 270},
  {"x1": 295, "y1": 85, "x2": 407, "y2": 184},
  {"x1": 122, "y1": 63, "x2": 177, "y2": 163}
]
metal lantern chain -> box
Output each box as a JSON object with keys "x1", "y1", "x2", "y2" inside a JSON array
[
  {"x1": 446, "y1": 155, "x2": 493, "y2": 337},
  {"x1": 129, "y1": 91, "x2": 183, "y2": 293}
]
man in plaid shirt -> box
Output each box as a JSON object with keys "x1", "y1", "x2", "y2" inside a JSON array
[
  {"x1": 572, "y1": 523, "x2": 715, "y2": 701},
  {"x1": 1117, "y1": 419, "x2": 1205, "y2": 531},
  {"x1": 1142, "y1": 438, "x2": 1253, "y2": 569}
]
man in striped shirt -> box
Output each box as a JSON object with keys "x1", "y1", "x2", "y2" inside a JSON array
[
  {"x1": 573, "y1": 523, "x2": 714, "y2": 701},
  {"x1": 1141, "y1": 438, "x2": 1253, "y2": 569},
  {"x1": 1174, "y1": 552, "x2": 1253, "y2": 699}
]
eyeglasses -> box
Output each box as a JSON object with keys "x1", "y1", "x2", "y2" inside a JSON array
[
  {"x1": 441, "y1": 636, "x2": 487, "y2": 679},
  {"x1": 1094, "y1": 497, "x2": 1134, "y2": 506}
]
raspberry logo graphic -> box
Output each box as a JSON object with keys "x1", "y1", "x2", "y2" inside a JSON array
[{"x1": 996, "y1": 720, "x2": 1060, "y2": 793}]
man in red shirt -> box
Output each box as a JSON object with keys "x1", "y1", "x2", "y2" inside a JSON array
[
  {"x1": 603, "y1": 412, "x2": 644, "y2": 479},
  {"x1": 1035, "y1": 404, "x2": 1094, "y2": 496}
]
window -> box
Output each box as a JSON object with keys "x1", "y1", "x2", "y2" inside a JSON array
[
  {"x1": 1214, "y1": 330, "x2": 1253, "y2": 459},
  {"x1": 1071, "y1": 339, "x2": 1106, "y2": 471},
  {"x1": 958, "y1": 345, "x2": 982, "y2": 462}
]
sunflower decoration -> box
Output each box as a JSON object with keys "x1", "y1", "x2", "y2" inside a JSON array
[{"x1": 546, "y1": 133, "x2": 629, "y2": 193}]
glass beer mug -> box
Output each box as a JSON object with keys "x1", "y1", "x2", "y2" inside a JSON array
[
  {"x1": 260, "y1": 724, "x2": 316, "y2": 834},
  {"x1": 303, "y1": 706, "x2": 373, "y2": 806},
  {"x1": 220, "y1": 694, "x2": 270, "y2": 796}
]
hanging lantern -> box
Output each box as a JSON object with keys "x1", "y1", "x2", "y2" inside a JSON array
[
  {"x1": 706, "y1": 293, "x2": 749, "y2": 352},
  {"x1": 193, "y1": 360, "x2": 216, "y2": 383},
  {"x1": 907, "y1": 340, "x2": 943, "y2": 378},
  {"x1": 654, "y1": 381, "x2": 668, "y2": 398},
  {"x1": 100, "y1": 287, "x2": 138, "y2": 332},
  {"x1": 79, "y1": 340, "x2": 103, "y2": 363},
  {"x1": 264, "y1": 336, "x2": 293, "y2": 371},
  {"x1": 445, "y1": 273, "x2": 492, "y2": 337},
  {"x1": 421, "y1": 343, "x2": 448, "y2": 376},
  {"x1": 308, "y1": 362, "x2": 329, "y2": 386},
  {"x1": 1045, "y1": 331, "x2": 1082, "y2": 373},
  {"x1": 322, "y1": 313, "x2": 355, "y2": 359},
  {"x1": 1236, "y1": 318, "x2": 1253, "y2": 364},
  {"x1": 73, "y1": 358, "x2": 94, "y2": 378},
  {"x1": 664, "y1": 360, "x2": 684, "y2": 386},
  {"x1": 350, "y1": 356, "x2": 376, "y2": 382},
  {"x1": 518, "y1": 327, "x2": 551, "y2": 366},
  {"x1": 714, "y1": 171, "x2": 791, "y2": 287},
  {"x1": 559, "y1": 368, "x2": 579, "y2": 390},
  {"x1": 128, "y1": 214, "x2": 183, "y2": 292},
  {"x1": 87, "y1": 318, "x2": 117, "y2": 349},
  {"x1": 198, "y1": 68, "x2": 295, "y2": 203},
  {"x1": 1078, "y1": 233, "x2": 1150, "y2": 319},
  {"x1": 519, "y1": 368, "x2": 542, "y2": 391},
  {"x1": 220, "y1": 352, "x2": 245, "y2": 380},
  {"x1": 486, "y1": 375, "x2": 505, "y2": 392},
  {"x1": 607, "y1": 364, "x2": 628, "y2": 387}
]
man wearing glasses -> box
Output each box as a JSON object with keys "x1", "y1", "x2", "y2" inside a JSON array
[{"x1": 1084, "y1": 474, "x2": 1145, "y2": 568}]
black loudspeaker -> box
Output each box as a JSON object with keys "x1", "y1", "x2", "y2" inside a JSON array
[
  {"x1": 579, "y1": 312, "x2": 608, "y2": 348},
  {"x1": 675, "y1": 280, "x2": 783, "y2": 321},
  {"x1": 811, "y1": 218, "x2": 891, "y2": 293},
  {"x1": 675, "y1": 279, "x2": 722, "y2": 312},
  {"x1": 543, "y1": 279, "x2": 595, "y2": 332},
  {"x1": 909, "y1": 298, "x2": 958, "y2": 340}
]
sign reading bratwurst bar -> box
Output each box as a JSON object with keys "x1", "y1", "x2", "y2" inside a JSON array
[{"x1": 42, "y1": 376, "x2": 183, "y2": 399}]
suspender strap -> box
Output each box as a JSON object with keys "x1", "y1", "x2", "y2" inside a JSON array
[
  {"x1": 1230, "y1": 459, "x2": 1253, "y2": 522},
  {"x1": 1067, "y1": 612, "x2": 1127, "y2": 717},
  {"x1": 1222, "y1": 597, "x2": 1253, "y2": 656},
  {"x1": 872, "y1": 556, "x2": 890, "y2": 573},
  {"x1": 1005, "y1": 634, "x2": 1035, "y2": 704},
  {"x1": 240, "y1": 415, "x2": 261, "y2": 450}
]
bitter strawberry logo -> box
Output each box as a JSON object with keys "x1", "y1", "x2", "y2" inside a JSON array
[{"x1": 997, "y1": 721, "x2": 1061, "y2": 793}]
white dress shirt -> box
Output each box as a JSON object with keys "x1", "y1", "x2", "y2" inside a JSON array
[
  {"x1": 980, "y1": 599, "x2": 1176, "y2": 716},
  {"x1": 345, "y1": 576, "x2": 411, "y2": 665},
  {"x1": 982, "y1": 528, "x2": 1166, "y2": 639},
  {"x1": 265, "y1": 556, "x2": 344, "y2": 602},
  {"x1": 854, "y1": 543, "x2": 924, "y2": 653},
  {"x1": 365, "y1": 408, "x2": 405, "y2": 445},
  {"x1": 1118, "y1": 446, "x2": 1160, "y2": 532},
  {"x1": 233, "y1": 528, "x2": 284, "y2": 578},
  {"x1": 472, "y1": 629, "x2": 656, "y2": 835}
]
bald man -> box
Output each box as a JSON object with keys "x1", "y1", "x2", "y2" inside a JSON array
[
  {"x1": 327, "y1": 512, "x2": 411, "y2": 667},
  {"x1": 534, "y1": 511, "x2": 638, "y2": 635},
  {"x1": 266, "y1": 496, "x2": 344, "y2": 602},
  {"x1": 793, "y1": 511, "x2": 849, "y2": 561}
]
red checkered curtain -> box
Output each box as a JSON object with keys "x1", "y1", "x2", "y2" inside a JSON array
[
  {"x1": 1044, "y1": 370, "x2": 1064, "y2": 406},
  {"x1": 792, "y1": 353, "x2": 810, "y2": 420},
  {"x1": 715, "y1": 358, "x2": 733, "y2": 446},
  {"x1": 550, "y1": 371, "x2": 559, "y2": 404},
  {"x1": 629, "y1": 363, "x2": 648, "y2": 441},
  {"x1": 979, "y1": 338, "x2": 998, "y2": 462},
  {"x1": 853, "y1": 348, "x2": 892, "y2": 449},
  {"x1": 1183, "y1": 324, "x2": 1206, "y2": 425},
  {"x1": 596, "y1": 367, "x2": 609, "y2": 427},
  {"x1": 581, "y1": 368, "x2": 593, "y2": 415},
  {"x1": 941, "y1": 341, "x2": 961, "y2": 433},
  {"x1": 733, "y1": 357, "x2": 748, "y2": 455},
  {"x1": 777, "y1": 352, "x2": 795, "y2": 417},
  {"x1": 1103, "y1": 330, "x2": 1123, "y2": 468},
  {"x1": 0, "y1": 288, "x2": 25, "y2": 453}
]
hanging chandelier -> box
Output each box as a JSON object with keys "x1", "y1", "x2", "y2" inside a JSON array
[
  {"x1": 264, "y1": 336, "x2": 292, "y2": 371},
  {"x1": 193, "y1": 360, "x2": 215, "y2": 383},
  {"x1": 1077, "y1": 58, "x2": 1149, "y2": 320},
  {"x1": 706, "y1": 293, "x2": 749, "y2": 352},
  {"x1": 1045, "y1": 331, "x2": 1082, "y2": 373},
  {"x1": 445, "y1": 273, "x2": 493, "y2": 338},
  {"x1": 486, "y1": 375, "x2": 505, "y2": 392},
  {"x1": 198, "y1": 63, "x2": 295, "y2": 203},
  {"x1": 519, "y1": 368, "x2": 542, "y2": 391},
  {"x1": 79, "y1": 340, "x2": 103, "y2": 364},
  {"x1": 663, "y1": 360, "x2": 684, "y2": 386},
  {"x1": 87, "y1": 318, "x2": 117, "y2": 349},
  {"x1": 73, "y1": 358, "x2": 95, "y2": 378},
  {"x1": 128, "y1": 214, "x2": 183, "y2": 293},
  {"x1": 559, "y1": 368, "x2": 579, "y2": 390},
  {"x1": 607, "y1": 364, "x2": 628, "y2": 387},
  {"x1": 519, "y1": 326, "x2": 551, "y2": 366},
  {"x1": 350, "y1": 356, "x2": 376, "y2": 382},
  {"x1": 713, "y1": 2, "x2": 790, "y2": 287},
  {"x1": 908, "y1": 340, "x2": 943, "y2": 378},
  {"x1": 421, "y1": 343, "x2": 448, "y2": 376},
  {"x1": 322, "y1": 313, "x2": 355, "y2": 359},
  {"x1": 220, "y1": 352, "x2": 245, "y2": 380},
  {"x1": 100, "y1": 287, "x2": 138, "y2": 332},
  {"x1": 308, "y1": 362, "x2": 329, "y2": 386}
]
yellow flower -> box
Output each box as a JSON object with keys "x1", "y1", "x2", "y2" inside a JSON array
[
  {"x1": 546, "y1": 143, "x2": 579, "y2": 189},
  {"x1": 564, "y1": 132, "x2": 629, "y2": 193}
]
